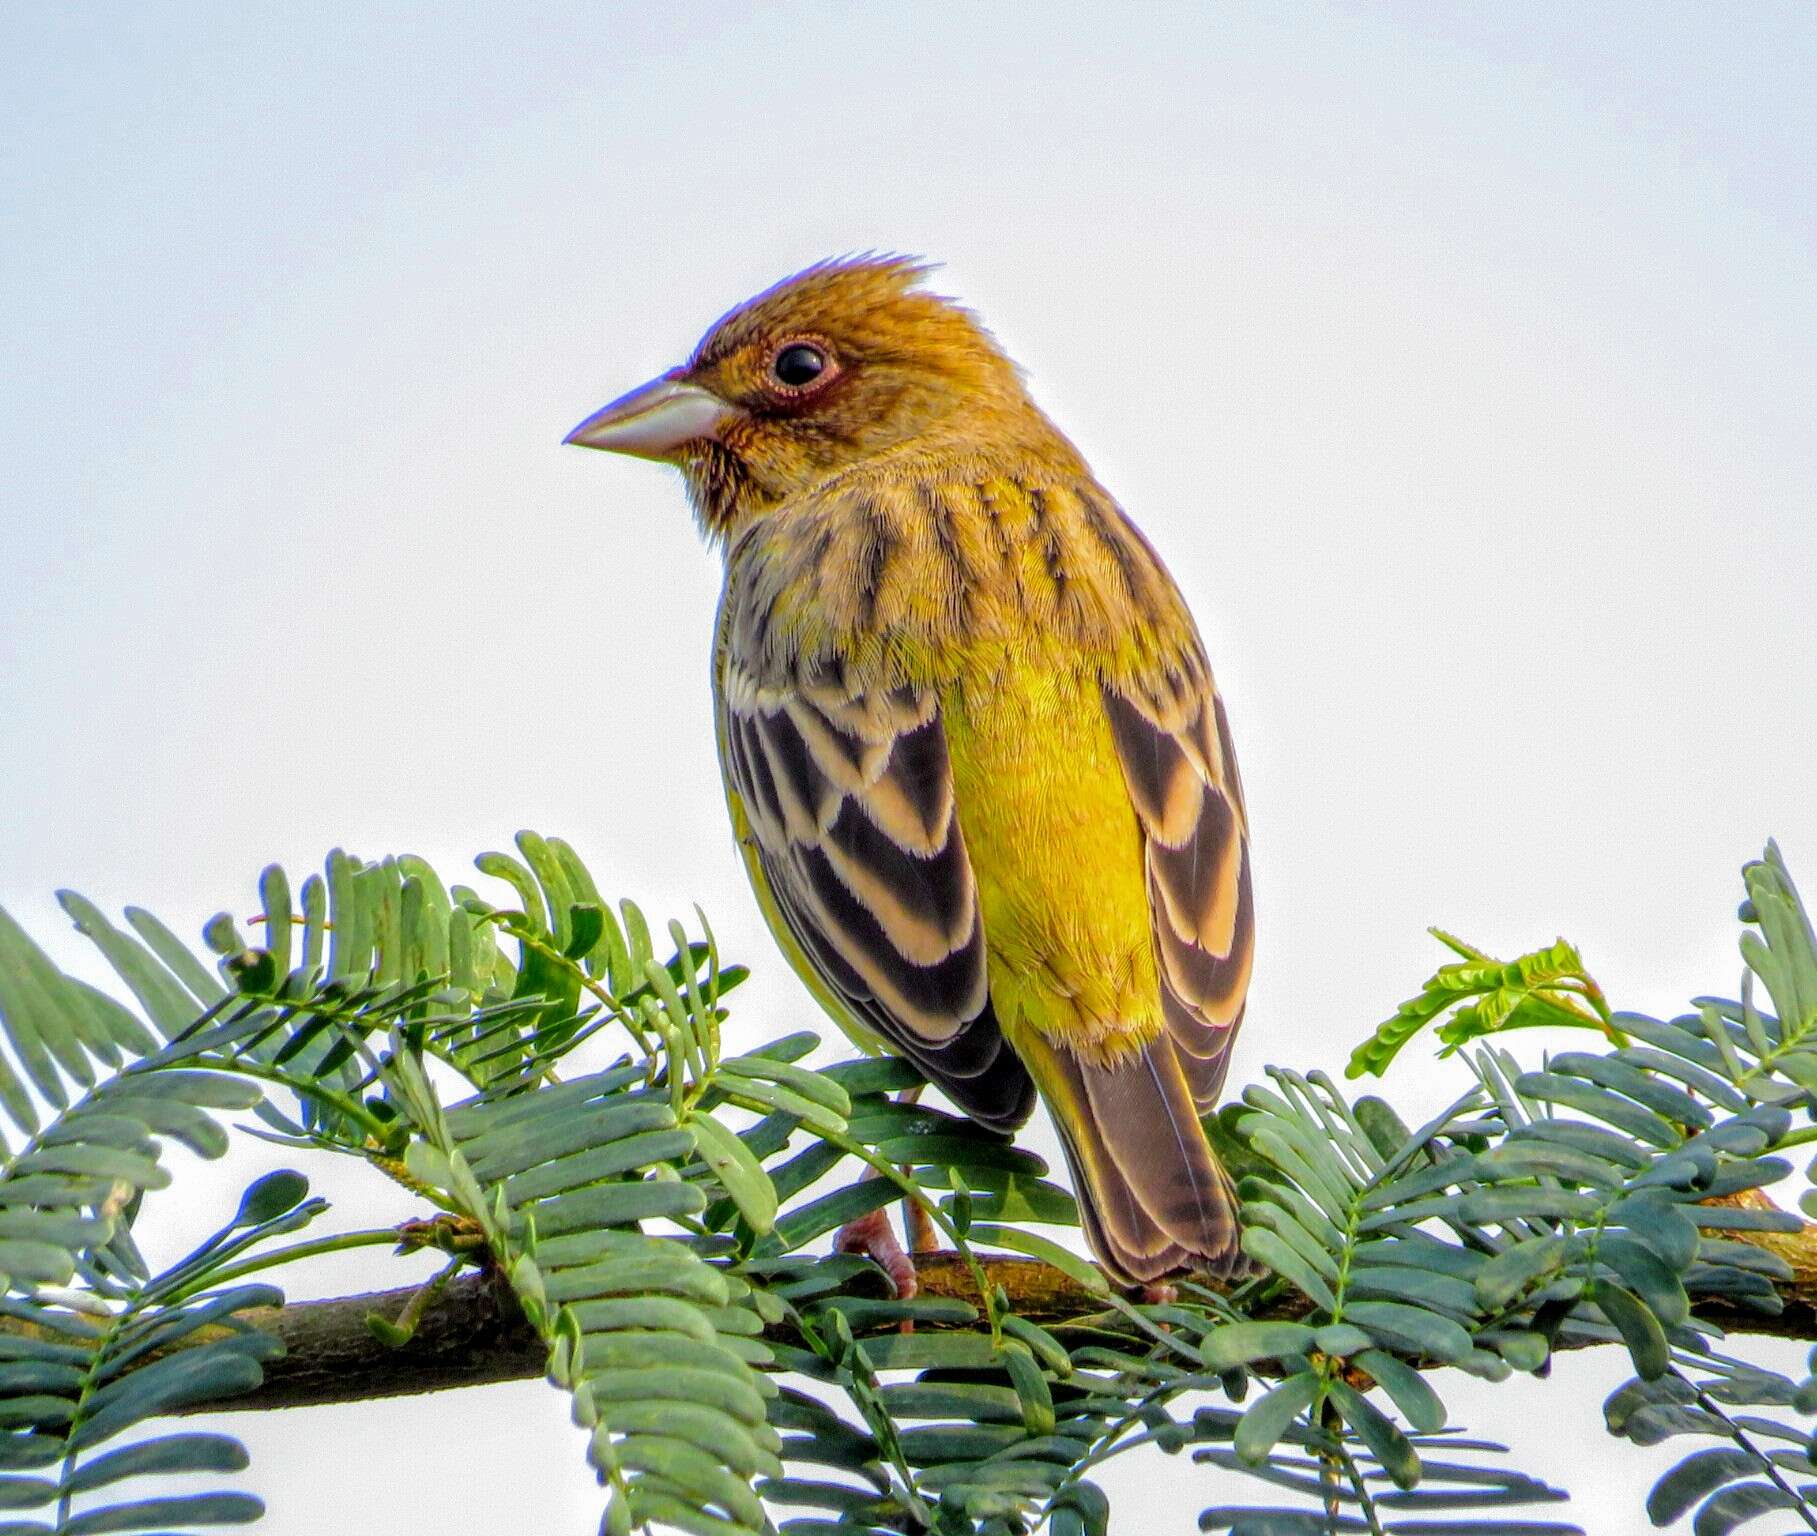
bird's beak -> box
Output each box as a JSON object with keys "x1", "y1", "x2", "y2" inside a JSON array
[{"x1": 563, "y1": 371, "x2": 738, "y2": 461}]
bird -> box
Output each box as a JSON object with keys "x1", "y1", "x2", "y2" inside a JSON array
[{"x1": 565, "y1": 257, "x2": 1254, "y2": 1288}]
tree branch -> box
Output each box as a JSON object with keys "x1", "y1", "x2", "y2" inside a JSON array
[
  {"x1": 205, "y1": 1254, "x2": 1102, "y2": 1411},
  {"x1": 10, "y1": 1189, "x2": 1815, "y2": 1415},
  {"x1": 55, "y1": 1223, "x2": 1798, "y2": 1412}
]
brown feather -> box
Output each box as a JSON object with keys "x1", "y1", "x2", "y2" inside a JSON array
[
  {"x1": 1033, "y1": 1034, "x2": 1244, "y2": 1285},
  {"x1": 1104, "y1": 681, "x2": 1254, "y2": 1112},
  {"x1": 720, "y1": 648, "x2": 1034, "y2": 1131}
]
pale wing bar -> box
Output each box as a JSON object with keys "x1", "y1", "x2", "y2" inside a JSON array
[
  {"x1": 724, "y1": 663, "x2": 1035, "y2": 1131},
  {"x1": 1105, "y1": 684, "x2": 1254, "y2": 1110}
]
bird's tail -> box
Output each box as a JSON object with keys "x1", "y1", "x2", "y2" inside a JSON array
[{"x1": 1020, "y1": 1030, "x2": 1245, "y2": 1286}]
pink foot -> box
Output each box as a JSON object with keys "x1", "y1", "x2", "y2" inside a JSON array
[
  {"x1": 1138, "y1": 1282, "x2": 1178, "y2": 1306},
  {"x1": 834, "y1": 1207, "x2": 919, "y2": 1301}
]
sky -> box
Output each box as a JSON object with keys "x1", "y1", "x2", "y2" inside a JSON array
[{"x1": 3, "y1": 3, "x2": 1815, "y2": 1532}]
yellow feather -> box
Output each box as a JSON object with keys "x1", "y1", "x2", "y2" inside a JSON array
[{"x1": 939, "y1": 640, "x2": 1161, "y2": 1062}]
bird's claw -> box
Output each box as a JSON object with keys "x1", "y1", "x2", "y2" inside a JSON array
[{"x1": 834, "y1": 1207, "x2": 920, "y2": 1303}]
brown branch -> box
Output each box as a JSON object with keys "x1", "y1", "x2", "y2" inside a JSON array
[
  {"x1": 134, "y1": 1224, "x2": 1817, "y2": 1412},
  {"x1": 9, "y1": 1195, "x2": 1817, "y2": 1415},
  {"x1": 177, "y1": 1254, "x2": 1102, "y2": 1411}
]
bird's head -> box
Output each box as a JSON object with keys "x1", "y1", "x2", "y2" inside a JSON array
[{"x1": 565, "y1": 256, "x2": 1039, "y2": 538}]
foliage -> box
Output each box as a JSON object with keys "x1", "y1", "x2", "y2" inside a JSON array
[
  {"x1": 1347, "y1": 931, "x2": 1614, "y2": 1078},
  {"x1": 0, "y1": 1171, "x2": 316, "y2": 1535},
  {"x1": 1, "y1": 834, "x2": 1816, "y2": 1535}
]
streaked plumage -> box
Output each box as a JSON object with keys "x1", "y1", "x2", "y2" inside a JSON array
[{"x1": 567, "y1": 258, "x2": 1254, "y2": 1283}]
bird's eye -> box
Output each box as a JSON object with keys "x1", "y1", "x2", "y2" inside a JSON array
[{"x1": 771, "y1": 342, "x2": 828, "y2": 389}]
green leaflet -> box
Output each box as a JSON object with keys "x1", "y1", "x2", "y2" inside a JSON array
[
  {"x1": 1645, "y1": 1447, "x2": 1767, "y2": 1525},
  {"x1": 811, "y1": 1296, "x2": 979, "y2": 1333},
  {"x1": 961, "y1": 1225, "x2": 1107, "y2": 1294},
  {"x1": 1240, "y1": 1228, "x2": 1337, "y2": 1314},
  {"x1": 1233, "y1": 1371, "x2": 1319, "y2": 1464},
  {"x1": 856, "y1": 1333, "x2": 1003, "y2": 1372},
  {"x1": 1000, "y1": 1341, "x2": 1055, "y2": 1436},
  {"x1": 688, "y1": 1114, "x2": 779, "y2": 1236},
  {"x1": 1598, "y1": 1236, "x2": 1689, "y2": 1326},
  {"x1": 717, "y1": 1056, "x2": 852, "y2": 1119},
  {"x1": 1592, "y1": 1281, "x2": 1670, "y2": 1380},
  {"x1": 1326, "y1": 1377, "x2": 1419, "y2": 1489},
  {"x1": 999, "y1": 1314, "x2": 1071, "y2": 1376},
  {"x1": 500, "y1": 1129, "x2": 697, "y2": 1203},
  {"x1": 1351, "y1": 1348, "x2": 1445, "y2": 1434},
  {"x1": 588, "y1": 1368, "x2": 766, "y2": 1437},
  {"x1": 879, "y1": 1382, "x2": 1025, "y2": 1424},
  {"x1": 59, "y1": 1492, "x2": 263, "y2": 1534},
  {"x1": 1476, "y1": 1234, "x2": 1573, "y2": 1309},
  {"x1": 514, "y1": 1177, "x2": 706, "y2": 1236},
  {"x1": 1342, "y1": 1302, "x2": 1473, "y2": 1366},
  {"x1": 874, "y1": 1135, "x2": 1045, "y2": 1177},
  {"x1": 1688, "y1": 1481, "x2": 1803, "y2": 1534},
  {"x1": 1201, "y1": 1322, "x2": 1318, "y2": 1373}
]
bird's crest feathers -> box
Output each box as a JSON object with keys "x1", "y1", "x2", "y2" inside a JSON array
[{"x1": 691, "y1": 253, "x2": 1020, "y2": 383}]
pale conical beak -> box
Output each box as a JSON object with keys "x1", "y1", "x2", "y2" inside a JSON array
[{"x1": 563, "y1": 373, "x2": 738, "y2": 460}]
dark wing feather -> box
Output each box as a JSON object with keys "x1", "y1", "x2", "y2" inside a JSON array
[
  {"x1": 721, "y1": 656, "x2": 1034, "y2": 1131},
  {"x1": 1105, "y1": 681, "x2": 1254, "y2": 1110}
]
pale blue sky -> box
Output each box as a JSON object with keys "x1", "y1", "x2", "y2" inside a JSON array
[{"x1": 4, "y1": 5, "x2": 1815, "y2": 1533}]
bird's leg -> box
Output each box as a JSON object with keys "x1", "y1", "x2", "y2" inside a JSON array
[
  {"x1": 895, "y1": 1086, "x2": 941, "y2": 1254},
  {"x1": 832, "y1": 1087, "x2": 933, "y2": 1304},
  {"x1": 904, "y1": 1197, "x2": 941, "y2": 1255}
]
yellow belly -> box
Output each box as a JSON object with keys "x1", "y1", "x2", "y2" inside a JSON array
[{"x1": 939, "y1": 644, "x2": 1160, "y2": 1061}]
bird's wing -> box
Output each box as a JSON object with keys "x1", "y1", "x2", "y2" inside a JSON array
[
  {"x1": 717, "y1": 647, "x2": 1035, "y2": 1132},
  {"x1": 1104, "y1": 677, "x2": 1254, "y2": 1109}
]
